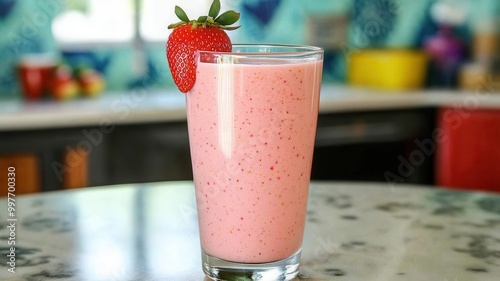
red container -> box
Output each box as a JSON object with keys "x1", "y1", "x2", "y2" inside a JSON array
[
  {"x1": 436, "y1": 107, "x2": 500, "y2": 193},
  {"x1": 17, "y1": 55, "x2": 57, "y2": 101}
]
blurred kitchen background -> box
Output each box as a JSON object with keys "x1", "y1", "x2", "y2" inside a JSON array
[{"x1": 1, "y1": 0, "x2": 500, "y2": 195}]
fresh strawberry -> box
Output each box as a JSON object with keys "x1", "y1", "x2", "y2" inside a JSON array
[{"x1": 166, "y1": 0, "x2": 240, "y2": 93}]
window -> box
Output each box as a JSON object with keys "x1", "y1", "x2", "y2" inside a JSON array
[
  {"x1": 52, "y1": 0, "x2": 236, "y2": 45},
  {"x1": 52, "y1": 0, "x2": 134, "y2": 45}
]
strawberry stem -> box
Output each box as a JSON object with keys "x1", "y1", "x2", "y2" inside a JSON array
[{"x1": 168, "y1": 0, "x2": 240, "y2": 30}]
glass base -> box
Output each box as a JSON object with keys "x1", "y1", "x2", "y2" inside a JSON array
[{"x1": 202, "y1": 250, "x2": 301, "y2": 281}]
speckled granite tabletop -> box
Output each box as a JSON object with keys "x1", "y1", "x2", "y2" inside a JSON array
[{"x1": 0, "y1": 181, "x2": 499, "y2": 281}]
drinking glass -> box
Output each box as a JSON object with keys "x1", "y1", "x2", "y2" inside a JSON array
[{"x1": 185, "y1": 44, "x2": 323, "y2": 280}]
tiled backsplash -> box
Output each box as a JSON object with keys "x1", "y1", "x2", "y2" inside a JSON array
[{"x1": 0, "y1": 0, "x2": 498, "y2": 98}]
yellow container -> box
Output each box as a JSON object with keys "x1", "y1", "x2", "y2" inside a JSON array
[{"x1": 348, "y1": 49, "x2": 428, "y2": 91}]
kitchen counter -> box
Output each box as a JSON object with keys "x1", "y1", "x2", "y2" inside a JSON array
[
  {"x1": 0, "y1": 181, "x2": 499, "y2": 280},
  {"x1": 1, "y1": 85, "x2": 499, "y2": 131}
]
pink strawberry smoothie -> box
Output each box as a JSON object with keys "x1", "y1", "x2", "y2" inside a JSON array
[{"x1": 186, "y1": 58, "x2": 322, "y2": 263}]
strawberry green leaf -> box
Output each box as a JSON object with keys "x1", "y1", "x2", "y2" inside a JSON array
[
  {"x1": 197, "y1": 16, "x2": 208, "y2": 23},
  {"x1": 208, "y1": 0, "x2": 221, "y2": 19},
  {"x1": 215, "y1": 10, "x2": 240, "y2": 26},
  {"x1": 175, "y1": 6, "x2": 190, "y2": 23},
  {"x1": 167, "y1": 21, "x2": 186, "y2": 29},
  {"x1": 219, "y1": 25, "x2": 240, "y2": 31}
]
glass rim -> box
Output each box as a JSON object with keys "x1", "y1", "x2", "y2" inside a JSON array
[{"x1": 196, "y1": 44, "x2": 324, "y2": 57}]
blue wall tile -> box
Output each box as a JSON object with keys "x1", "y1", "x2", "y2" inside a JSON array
[{"x1": 0, "y1": 0, "x2": 499, "y2": 98}]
